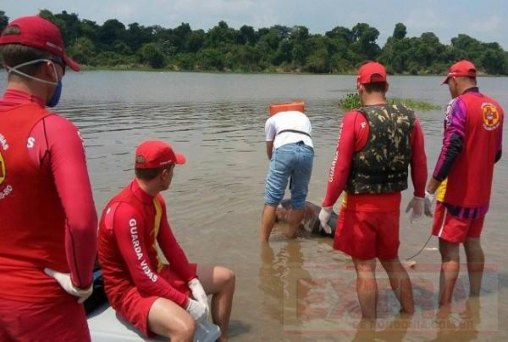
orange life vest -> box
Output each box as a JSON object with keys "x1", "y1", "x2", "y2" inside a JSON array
[{"x1": 268, "y1": 101, "x2": 304, "y2": 116}]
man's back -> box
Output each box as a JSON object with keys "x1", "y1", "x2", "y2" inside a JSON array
[
  {"x1": 444, "y1": 90, "x2": 504, "y2": 208},
  {"x1": 0, "y1": 103, "x2": 68, "y2": 301},
  {"x1": 265, "y1": 111, "x2": 313, "y2": 149}
]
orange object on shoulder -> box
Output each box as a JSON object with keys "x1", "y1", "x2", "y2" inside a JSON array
[{"x1": 268, "y1": 101, "x2": 305, "y2": 116}]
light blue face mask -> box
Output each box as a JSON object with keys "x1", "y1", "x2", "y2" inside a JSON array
[{"x1": 6, "y1": 59, "x2": 63, "y2": 107}]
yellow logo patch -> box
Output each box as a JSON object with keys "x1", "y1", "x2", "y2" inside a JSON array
[
  {"x1": 482, "y1": 103, "x2": 500, "y2": 131},
  {"x1": 0, "y1": 152, "x2": 5, "y2": 185}
]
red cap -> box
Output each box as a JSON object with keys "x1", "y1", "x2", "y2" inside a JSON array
[
  {"x1": 442, "y1": 59, "x2": 476, "y2": 84},
  {"x1": 0, "y1": 16, "x2": 80, "y2": 71},
  {"x1": 135, "y1": 140, "x2": 186, "y2": 169},
  {"x1": 357, "y1": 61, "x2": 387, "y2": 84}
]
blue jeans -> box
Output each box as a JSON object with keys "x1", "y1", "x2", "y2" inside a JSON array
[{"x1": 264, "y1": 142, "x2": 314, "y2": 209}]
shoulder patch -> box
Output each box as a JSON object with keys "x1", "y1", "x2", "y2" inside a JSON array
[{"x1": 481, "y1": 102, "x2": 501, "y2": 131}]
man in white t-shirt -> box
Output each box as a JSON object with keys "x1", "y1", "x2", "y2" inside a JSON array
[{"x1": 260, "y1": 102, "x2": 314, "y2": 242}]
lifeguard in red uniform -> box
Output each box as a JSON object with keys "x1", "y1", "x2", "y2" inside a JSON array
[
  {"x1": 98, "y1": 140, "x2": 235, "y2": 341},
  {"x1": 0, "y1": 16, "x2": 97, "y2": 341},
  {"x1": 319, "y1": 61, "x2": 428, "y2": 320},
  {"x1": 425, "y1": 60, "x2": 504, "y2": 308}
]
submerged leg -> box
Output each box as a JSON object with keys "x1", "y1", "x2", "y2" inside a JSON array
[
  {"x1": 464, "y1": 237, "x2": 484, "y2": 297},
  {"x1": 438, "y1": 238, "x2": 460, "y2": 306},
  {"x1": 260, "y1": 204, "x2": 277, "y2": 243},
  {"x1": 380, "y1": 258, "x2": 414, "y2": 314},
  {"x1": 353, "y1": 258, "x2": 378, "y2": 320}
]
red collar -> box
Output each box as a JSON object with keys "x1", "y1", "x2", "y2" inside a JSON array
[
  {"x1": 0, "y1": 89, "x2": 45, "y2": 107},
  {"x1": 131, "y1": 179, "x2": 157, "y2": 204}
]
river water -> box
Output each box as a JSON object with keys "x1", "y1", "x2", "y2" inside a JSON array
[{"x1": 2, "y1": 71, "x2": 507, "y2": 341}]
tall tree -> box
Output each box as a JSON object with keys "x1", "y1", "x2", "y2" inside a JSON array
[
  {"x1": 140, "y1": 42, "x2": 165, "y2": 68},
  {"x1": 99, "y1": 19, "x2": 126, "y2": 48},
  {"x1": 351, "y1": 23, "x2": 380, "y2": 61},
  {"x1": 68, "y1": 37, "x2": 96, "y2": 65},
  {"x1": 54, "y1": 11, "x2": 81, "y2": 45},
  {"x1": 238, "y1": 25, "x2": 257, "y2": 45},
  {"x1": 205, "y1": 21, "x2": 237, "y2": 48},
  {"x1": 393, "y1": 23, "x2": 407, "y2": 40},
  {"x1": 126, "y1": 22, "x2": 153, "y2": 52},
  {"x1": 325, "y1": 26, "x2": 353, "y2": 44},
  {"x1": 0, "y1": 10, "x2": 9, "y2": 32}
]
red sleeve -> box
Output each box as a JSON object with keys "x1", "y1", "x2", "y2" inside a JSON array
[
  {"x1": 322, "y1": 111, "x2": 368, "y2": 207},
  {"x1": 409, "y1": 118, "x2": 428, "y2": 197},
  {"x1": 112, "y1": 203, "x2": 189, "y2": 307},
  {"x1": 30, "y1": 115, "x2": 97, "y2": 288},
  {"x1": 157, "y1": 199, "x2": 196, "y2": 282}
]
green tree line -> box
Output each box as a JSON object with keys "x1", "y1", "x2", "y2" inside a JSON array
[{"x1": 1, "y1": 10, "x2": 507, "y2": 75}]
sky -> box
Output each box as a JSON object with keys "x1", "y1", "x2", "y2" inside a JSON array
[{"x1": 3, "y1": 0, "x2": 508, "y2": 49}]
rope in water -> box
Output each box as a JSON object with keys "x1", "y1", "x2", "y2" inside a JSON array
[{"x1": 405, "y1": 233, "x2": 433, "y2": 261}]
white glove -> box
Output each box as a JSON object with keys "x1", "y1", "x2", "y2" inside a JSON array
[
  {"x1": 188, "y1": 278, "x2": 210, "y2": 316},
  {"x1": 185, "y1": 298, "x2": 207, "y2": 322},
  {"x1": 405, "y1": 196, "x2": 424, "y2": 223},
  {"x1": 424, "y1": 191, "x2": 435, "y2": 217},
  {"x1": 318, "y1": 207, "x2": 333, "y2": 234},
  {"x1": 44, "y1": 268, "x2": 93, "y2": 303}
]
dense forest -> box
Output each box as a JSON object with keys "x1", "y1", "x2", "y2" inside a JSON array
[{"x1": 1, "y1": 9, "x2": 507, "y2": 75}]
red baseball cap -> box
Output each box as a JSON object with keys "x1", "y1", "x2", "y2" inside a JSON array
[
  {"x1": 442, "y1": 59, "x2": 476, "y2": 84},
  {"x1": 135, "y1": 141, "x2": 186, "y2": 169},
  {"x1": 357, "y1": 61, "x2": 387, "y2": 84},
  {"x1": 0, "y1": 15, "x2": 80, "y2": 71}
]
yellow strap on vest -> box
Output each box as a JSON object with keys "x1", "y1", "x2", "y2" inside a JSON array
[
  {"x1": 153, "y1": 198, "x2": 164, "y2": 272},
  {"x1": 153, "y1": 198, "x2": 162, "y2": 237},
  {"x1": 341, "y1": 192, "x2": 348, "y2": 208}
]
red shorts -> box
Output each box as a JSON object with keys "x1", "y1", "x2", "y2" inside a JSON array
[
  {"x1": 115, "y1": 263, "x2": 197, "y2": 337},
  {"x1": 432, "y1": 202, "x2": 485, "y2": 243},
  {"x1": 0, "y1": 296, "x2": 90, "y2": 342},
  {"x1": 333, "y1": 207, "x2": 400, "y2": 260}
]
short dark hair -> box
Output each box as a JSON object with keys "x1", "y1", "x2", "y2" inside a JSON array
[
  {"x1": 0, "y1": 25, "x2": 50, "y2": 76},
  {"x1": 134, "y1": 164, "x2": 172, "y2": 181},
  {"x1": 363, "y1": 82, "x2": 388, "y2": 93}
]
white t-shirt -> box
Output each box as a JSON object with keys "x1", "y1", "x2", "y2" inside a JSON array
[{"x1": 264, "y1": 111, "x2": 313, "y2": 149}]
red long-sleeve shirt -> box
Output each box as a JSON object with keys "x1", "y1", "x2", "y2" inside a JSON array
[
  {"x1": 322, "y1": 109, "x2": 427, "y2": 209},
  {"x1": 0, "y1": 89, "x2": 97, "y2": 291},
  {"x1": 98, "y1": 180, "x2": 196, "y2": 308}
]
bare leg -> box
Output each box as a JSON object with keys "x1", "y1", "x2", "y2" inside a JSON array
[
  {"x1": 283, "y1": 208, "x2": 304, "y2": 239},
  {"x1": 148, "y1": 298, "x2": 195, "y2": 342},
  {"x1": 463, "y1": 237, "x2": 484, "y2": 297},
  {"x1": 379, "y1": 258, "x2": 414, "y2": 314},
  {"x1": 275, "y1": 204, "x2": 290, "y2": 223},
  {"x1": 438, "y1": 238, "x2": 460, "y2": 306},
  {"x1": 198, "y1": 265, "x2": 236, "y2": 342},
  {"x1": 352, "y1": 258, "x2": 377, "y2": 320},
  {"x1": 260, "y1": 204, "x2": 277, "y2": 242}
]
